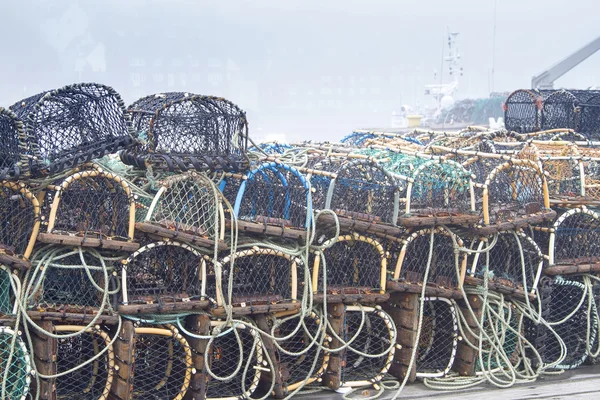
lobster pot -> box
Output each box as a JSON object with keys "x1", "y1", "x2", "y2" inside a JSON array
[
  {"x1": 469, "y1": 231, "x2": 543, "y2": 294},
  {"x1": 541, "y1": 90, "x2": 579, "y2": 130},
  {"x1": 121, "y1": 241, "x2": 214, "y2": 313},
  {"x1": 415, "y1": 297, "x2": 458, "y2": 378},
  {"x1": 475, "y1": 159, "x2": 553, "y2": 233},
  {"x1": 10, "y1": 83, "x2": 134, "y2": 176},
  {"x1": 0, "y1": 108, "x2": 32, "y2": 180},
  {"x1": 0, "y1": 326, "x2": 32, "y2": 400},
  {"x1": 50, "y1": 325, "x2": 114, "y2": 400},
  {"x1": 504, "y1": 89, "x2": 541, "y2": 133},
  {"x1": 233, "y1": 162, "x2": 311, "y2": 239},
  {"x1": 27, "y1": 246, "x2": 119, "y2": 314},
  {"x1": 545, "y1": 206, "x2": 600, "y2": 274},
  {"x1": 579, "y1": 94, "x2": 600, "y2": 137},
  {"x1": 539, "y1": 157, "x2": 582, "y2": 201},
  {"x1": 0, "y1": 267, "x2": 19, "y2": 317},
  {"x1": 389, "y1": 227, "x2": 467, "y2": 295},
  {"x1": 122, "y1": 93, "x2": 248, "y2": 173},
  {"x1": 38, "y1": 169, "x2": 139, "y2": 252},
  {"x1": 462, "y1": 155, "x2": 505, "y2": 186},
  {"x1": 219, "y1": 248, "x2": 302, "y2": 309},
  {"x1": 312, "y1": 233, "x2": 386, "y2": 298},
  {"x1": 399, "y1": 159, "x2": 477, "y2": 227},
  {"x1": 0, "y1": 182, "x2": 40, "y2": 269},
  {"x1": 204, "y1": 320, "x2": 263, "y2": 400},
  {"x1": 528, "y1": 277, "x2": 597, "y2": 370},
  {"x1": 135, "y1": 173, "x2": 226, "y2": 250},
  {"x1": 307, "y1": 157, "x2": 345, "y2": 211},
  {"x1": 325, "y1": 159, "x2": 402, "y2": 227}
]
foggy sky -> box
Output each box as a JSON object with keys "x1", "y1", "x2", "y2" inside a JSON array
[{"x1": 1, "y1": 0, "x2": 598, "y2": 142}]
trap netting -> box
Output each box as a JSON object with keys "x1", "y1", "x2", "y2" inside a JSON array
[
  {"x1": 338, "y1": 306, "x2": 395, "y2": 387},
  {"x1": 26, "y1": 246, "x2": 120, "y2": 313},
  {"x1": 9, "y1": 83, "x2": 135, "y2": 176},
  {"x1": 469, "y1": 231, "x2": 543, "y2": 292},
  {"x1": 129, "y1": 324, "x2": 193, "y2": 400},
  {"x1": 548, "y1": 206, "x2": 600, "y2": 269},
  {"x1": 0, "y1": 326, "x2": 33, "y2": 400},
  {"x1": 312, "y1": 233, "x2": 386, "y2": 296},
  {"x1": 579, "y1": 94, "x2": 600, "y2": 137},
  {"x1": 503, "y1": 89, "x2": 541, "y2": 133},
  {"x1": 136, "y1": 172, "x2": 225, "y2": 249},
  {"x1": 123, "y1": 93, "x2": 248, "y2": 173},
  {"x1": 204, "y1": 320, "x2": 263, "y2": 399},
  {"x1": 541, "y1": 90, "x2": 579, "y2": 131},
  {"x1": 415, "y1": 297, "x2": 458, "y2": 378},
  {"x1": 219, "y1": 247, "x2": 302, "y2": 307},
  {"x1": 528, "y1": 277, "x2": 597, "y2": 369},
  {"x1": 538, "y1": 153, "x2": 583, "y2": 201},
  {"x1": 0, "y1": 181, "x2": 40, "y2": 268},
  {"x1": 38, "y1": 169, "x2": 138, "y2": 252},
  {"x1": 121, "y1": 240, "x2": 214, "y2": 310},
  {"x1": 233, "y1": 162, "x2": 311, "y2": 235},
  {"x1": 325, "y1": 159, "x2": 402, "y2": 226},
  {"x1": 391, "y1": 227, "x2": 467, "y2": 292},
  {"x1": 53, "y1": 325, "x2": 115, "y2": 400},
  {"x1": 0, "y1": 108, "x2": 33, "y2": 180},
  {"x1": 305, "y1": 156, "x2": 346, "y2": 211}
]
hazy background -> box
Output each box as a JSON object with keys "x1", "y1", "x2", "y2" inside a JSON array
[{"x1": 1, "y1": 0, "x2": 598, "y2": 142}]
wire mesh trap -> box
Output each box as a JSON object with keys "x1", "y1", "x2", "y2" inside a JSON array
[
  {"x1": 122, "y1": 93, "x2": 248, "y2": 173},
  {"x1": 468, "y1": 230, "x2": 544, "y2": 297},
  {"x1": 311, "y1": 233, "x2": 387, "y2": 299},
  {"x1": 388, "y1": 227, "x2": 467, "y2": 297},
  {"x1": 527, "y1": 277, "x2": 597, "y2": 370},
  {"x1": 218, "y1": 247, "x2": 303, "y2": 310},
  {"x1": 9, "y1": 82, "x2": 135, "y2": 176},
  {"x1": 26, "y1": 246, "x2": 120, "y2": 314},
  {"x1": 0, "y1": 326, "x2": 33, "y2": 400},
  {"x1": 135, "y1": 172, "x2": 226, "y2": 250},
  {"x1": 0, "y1": 107, "x2": 33, "y2": 181},
  {"x1": 541, "y1": 90, "x2": 579, "y2": 131},
  {"x1": 203, "y1": 320, "x2": 263, "y2": 400},
  {"x1": 503, "y1": 89, "x2": 542, "y2": 133},
  {"x1": 233, "y1": 162, "x2": 311, "y2": 240},
  {"x1": 579, "y1": 94, "x2": 600, "y2": 137},
  {"x1": 37, "y1": 168, "x2": 139, "y2": 252},
  {"x1": 120, "y1": 240, "x2": 213, "y2": 313},
  {"x1": 0, "y1": 181, "x2": 40, "y2": 269}
]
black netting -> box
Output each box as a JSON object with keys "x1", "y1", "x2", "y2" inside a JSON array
[
  {"x1": 316, "y1": 236, "x2": 384, "y2": 294},
  {"x1": 9, "y1": 83, "x2": 134, "y2": 176},
  {"x1": 55, "y1": 326, "x2": 113, "y2": 400},
  {"x1": 541, "y1": 158, "x2": 581, "y2": 198},
  {"x1": 235, "y1": 162, "x2": 310, "y2": 230},
  {"x1": 541, "y1": 90, "x2": 579, "y2": 130},
  {"x1": 0, "y1": 183, "x2": 38, "y2": 258},
  {"x1": 579, "y1": 94, "x2": 600, "y2": 137},
  {"x1": 309, "y1": 157, "x2": 345, "y2": 211},
  {"x1": 416, "y1": 298, "x2": 457, "y2": 376},
  {"x1": 463, "y1": 156, "x2": 504, "y2": 185},
  {"x1": 504, "y1": 89, "x2": 541, "y2": 133},
  {"x1": 340, "y1": 308, "x2": 394, "y2": 384},
  {"x1": 220, "y1": 249, "x2": 301, "y2": 306},
  {"x1": 0, "y1": 108, "x2": 31, "y2": 180},
  {"x1": 552, "y1": 209, "x2": 600, "y2": 265},
  {"x1": 204, "y1": 322, "x2": 261, "y2": 399}
]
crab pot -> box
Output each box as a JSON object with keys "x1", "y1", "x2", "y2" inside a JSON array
[
  {"x1": 26, "y1": 246, "x2": 120, "y2": 315},
  {"x1": 254, "y1": 312, "x2": 329, "y2": 398},
  {"x1": 135, "y1": 173, "x2": 227, "y2": 250},
  {"x1": 387, "y1": 227, "x2": 468, "y2": 298},
  {"x1": 398, "y1": 159, "x2": 478, "y2": 228},
  {"x1": 543, "y1": 206, "x2": 600, "y2": 275},
  {"x1": 37, "y1": 169, "x2": 139, "y2": 252},
  {"x1": 0, "y1": 181, "x2": 40, "y2": 269},
  {"x1": 120, "y1": 240, "x2": 213, "y2": 315},
  {"x1": 233, "y1": 162, "x2": 311, "y2": 241},
  {"x1": 305, "y1": 156, "x2": 346, "y2": 211},
  {"x1": 467, "y1": 230, "x2": 543, "y2": 298},
  {"x1": 311, "y1": 233, "x2": 387, "y2": 303},
  {"x1": 0, "y1": 108, "x2": 32, "y2": 181},
  {"x1": 122, "y1": 93, "x2": 248, "y2": 173},
  {"x1": 541, "y1": 90, "x2": 579, "y2": 131},
  {"x1": 324, "y1": 305, "x2": 395, "y2": 390},
  {"x1": 527, "y1": 277, "x2": 598, "y2": 370},
  {"x1": 112, "y1": 322, "x2": 193, "y2": 400},
  {"x1": 538, "y1": 156, "x2": 583, "y2": 201},
  {"x1": 0, "y1": 326, "x2": 33, "y2": 400},
  {"x1": 9, "y1": 83, "x2": 134, "y2": 176},
  {"x1": 472, "y1": 159, "x2": 554, "y2": 234},
  {"x1": 579, "y1": 94, "x2": 600, "y2": 137},
  {"x1": 218, "y1": 247, "x2": 303, "y2": 314},
  {"x1": 503, "y1": 89, "x2": 541, "y2": 133}
]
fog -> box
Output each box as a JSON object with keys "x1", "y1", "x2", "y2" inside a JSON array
[{"x1": 1, "y1": 0, "x2": 598, "y2": 141}]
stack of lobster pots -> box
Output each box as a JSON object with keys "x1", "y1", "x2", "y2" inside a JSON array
[{"x1": 1, "y1": 84, "x2": 600, "y2": 400}]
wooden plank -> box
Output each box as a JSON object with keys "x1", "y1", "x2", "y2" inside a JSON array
[
  {"x1": 135, "y1": 222, "x2": 228, "y2": 251},
  {"x1": 27, "y1": 311, "x2": 120, "y2": 324},
  {"x1": 118, "y1": 299, "x2": 210, "y2": 315},
  {"x1": 255, "y1": 314, "x2": 286, "y2": 398},
  {"x1": 31, "y1": 320, "x2": 57, "y2": 400},
  {"x1": 544, "y1": 262, "x2": 600, "y2": 276},
  {"x1": 312, "y1": 292, "x2": 390, "y2": 304},
  {"x1": 226, "y1": 220, "x2": 307, "y2": 241},
  {"x1": 184, "y1": 314, "x2": 211, "y2": 400},
  {"x1": 0, "y1": 252, "x2": 30, "y2": 270},
  {"x1": 387, "y1": 280, "x2": 463, "y2": 299},
  {"x1": 383, "y1": 292, "x2": 419, "y2": 382},
  {"x1": 210, "y1": 302, "x2": 302, "y2": 317},
  {"x1": 472, "y1": 210, "x2": 557, "y2": 235},
  {"x1": 463, "y1": 276, "x2": 536, "y2": 301},
  {"x1": 322, "y1": 304, "x2": 344, "y2": 391},
  {"x1": 317, "y1": 213, "x2": 406, "y2": 237},
  {"x1": 453, "y1": 295, "x2": 482, "y2": 377},
  {"x1": 110, "y1": 320, "x2": 136, "y2": 400},
  {"x1": 398, "y1": 213, "x2": 479, "y2": 228},
  {"x1": 37, "y1": 233, "x2": 140, "y2": 252}
]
